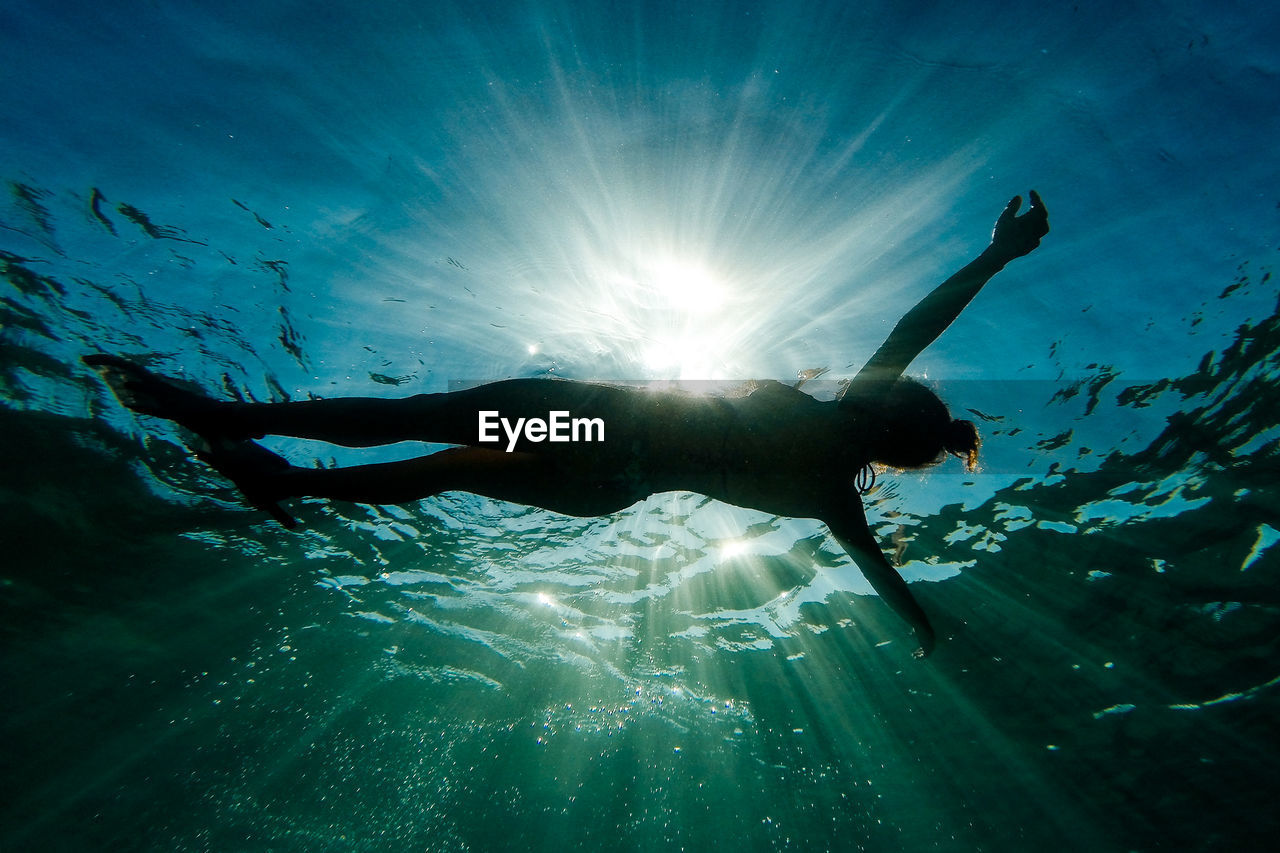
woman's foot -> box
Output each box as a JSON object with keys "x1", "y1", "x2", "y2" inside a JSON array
[
  {"x1": 82, "y1": 354, "x2": 242, "y2": 438},
  {"x1": 85, "y1": 354, "x2": 296, "y2": 527},
  {"x1": 193, "y1": 436, "x2": 299, "y2": 529}
]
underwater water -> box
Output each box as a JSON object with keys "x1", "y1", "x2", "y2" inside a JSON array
[{"x1": 2, "y1": 0, "x2": 1279, "y2": 849}]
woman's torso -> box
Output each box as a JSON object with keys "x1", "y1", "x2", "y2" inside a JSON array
[{"x1": 578, "y1": 380, "x2": 864, "y2": 519}]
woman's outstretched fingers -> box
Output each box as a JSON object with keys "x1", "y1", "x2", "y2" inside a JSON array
[
  {"x1": 996, "y1": 194, "x2": 1022, "y2": 232},
  {"x1": 990, "y1": 190, "x2": 1048, "y2": 261}
]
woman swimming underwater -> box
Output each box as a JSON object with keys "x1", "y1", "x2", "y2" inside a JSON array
[{"x1": 86, "y1": 191, "x2": 1049, "y2": 657}]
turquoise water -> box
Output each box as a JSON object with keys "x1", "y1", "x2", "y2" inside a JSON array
[{"x1": 3, "y1": 0, "x2": 1278, "y2": 849}]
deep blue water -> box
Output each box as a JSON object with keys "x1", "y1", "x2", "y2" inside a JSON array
[{"x1": 2, "y1": 1, "x2": 1279, "y2": 850}]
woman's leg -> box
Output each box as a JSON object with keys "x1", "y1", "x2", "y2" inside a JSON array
[
  {"x1": 213, "y1": 379, "x2": 636, "y2": 447},
  {"x1": 86, "y1": 356, "x2": 635, "y2": 449},
  {"x1": 270, "y1": 447, "x2": 640, "y2": 517}
]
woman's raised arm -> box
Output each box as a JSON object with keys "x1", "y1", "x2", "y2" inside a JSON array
[{"x1": 853, "y1": 191, "x2": 1049, "y2": 385}]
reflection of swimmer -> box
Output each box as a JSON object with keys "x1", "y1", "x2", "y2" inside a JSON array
[{"x1": 86, "y1": 192, "x2": 1048, "y2": 657}]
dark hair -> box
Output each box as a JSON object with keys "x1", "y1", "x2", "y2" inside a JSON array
[{"x1": 851, "y1": 377, "x2": 980, "y2": 472}]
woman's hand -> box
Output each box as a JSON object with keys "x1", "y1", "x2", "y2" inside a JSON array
[
  {"x1": 912, "y1": 623, "x2": 936, "y2": 659},
  {"x1": 987, "y1": 190, "x2": 1049, "y2": 263}
]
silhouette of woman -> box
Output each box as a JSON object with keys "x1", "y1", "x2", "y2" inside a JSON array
[{"x1": 86, "y1": 191, "x2": 1048, "y2": 657}]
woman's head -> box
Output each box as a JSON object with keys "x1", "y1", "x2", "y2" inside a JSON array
[{"x1": 851, "y1": 377, "x2": 980, "y2": 472}]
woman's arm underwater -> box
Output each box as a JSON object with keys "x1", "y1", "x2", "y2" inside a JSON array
[
  {"x1": 822, "y1": 498, "x2": 936, "y2": 658},
  {"x1": 853, "y1": 190, "x2": 1049, "y2": 385}
]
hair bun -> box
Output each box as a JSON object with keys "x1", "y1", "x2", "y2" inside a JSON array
[{"x1": 945, "y1": 419, "x2": 981, "y2": 470}]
